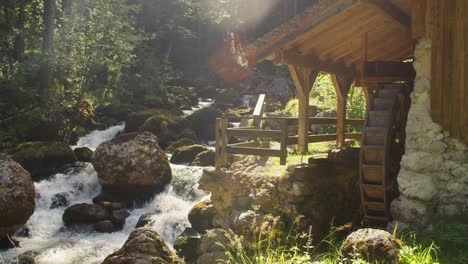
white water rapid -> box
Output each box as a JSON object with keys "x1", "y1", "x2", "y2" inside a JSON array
[{"x1": 1, "y1": 124, "x2": 208, "y2": 264}]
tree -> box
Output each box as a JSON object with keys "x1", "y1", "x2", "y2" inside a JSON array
[{"x1": 40, "y1": 0, "x2": 56, "y2": 104}]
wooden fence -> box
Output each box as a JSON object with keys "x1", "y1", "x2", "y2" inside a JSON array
[{"x1": 215, "y1": 116, "x2": 364, "y2": 167}]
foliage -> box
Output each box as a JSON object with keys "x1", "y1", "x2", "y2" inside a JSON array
[
  {"x1": 403, "y1": 214, "x2": 468, "y2": 264},
  {"x1": 231, "y1": 224, "x2": 441, "y2": 264}
]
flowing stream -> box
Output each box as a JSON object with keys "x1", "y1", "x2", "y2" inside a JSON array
[{"x1": 1, "y1": 124, "x2": 208, "y2": 264}]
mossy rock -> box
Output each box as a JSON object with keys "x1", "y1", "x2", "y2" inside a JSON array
[
  {"x1": 7, "y1": 141, "x2": 76, "y2": 180},
  {"x1": 165, "y1": 138, "x2": 197, "y2": 153},
  {"x1": 139, "y1": 114, "x2": 190, "y2": 149},
  {"x1": 192, "y1": 150, "x2": 215, "y2": 167},
  {"x1": 174, "y1": 95, "x2": 192, "y2": 109},
  {"x1": 170, "y1": 145, "x2": 208, "y2": 164},
  {"x1": 74, "y1": 147, "x2": 93, "y2": 162},
  {"x1": 187, "y1": 107, "x2": 223, "y2": 141}
]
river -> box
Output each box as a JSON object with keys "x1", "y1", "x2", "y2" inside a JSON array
[{"x1": 1, "y1": 123, "x2": 208, "y2": 264}]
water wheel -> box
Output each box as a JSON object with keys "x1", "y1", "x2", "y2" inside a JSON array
[{"x1": 359, "y1": 83, "x2": 411, "y2": 224}]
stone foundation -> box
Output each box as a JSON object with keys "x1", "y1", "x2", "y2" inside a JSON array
[{"x1": 390, "y1": 38, "x2": 468, "y2": 228}]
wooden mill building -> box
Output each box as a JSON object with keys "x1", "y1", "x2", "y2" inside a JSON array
[{"x1": 218, "y1": 0, "x2": 468, "y2": 225}]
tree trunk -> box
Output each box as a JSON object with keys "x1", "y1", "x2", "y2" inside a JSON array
[
  {"x1": 15, "y1": 0, "x2": 25, "y2": 62},
  {"x1": 40, "y1": 0, "x2": 56, "y2": 105},
  {"x1": 61, "y1": 0, "x2": 72, "y2": 92},
  {"x1": 4, "y1": 0, "x2": 16, "y2": 79}
]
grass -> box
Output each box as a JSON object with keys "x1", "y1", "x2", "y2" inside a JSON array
[
  {"x1": 230, "y1": 224, "x2": 441, "y2": 264},
  {"x1": 263, "y1": 141, "x2": 336, "y2": 175}
]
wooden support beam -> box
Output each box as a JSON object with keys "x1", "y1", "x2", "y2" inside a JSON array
[
  {"x1": 276, "y1": 49, "x2": 355, "y2": 76},
  {"x1": 411, "y1": 0, "x2": 427, "y2": 39},
  {"x1": 215, "y1": 118, "x2": 229, "y2": 167},
  {"x1": 360, "y1": 0, "x2": 411, "y2": 32},
  {"x1": 332, "y1": 74, "x2": 354, "y2": 148},
  {"x1": 288, "y1": 65, "x2": 318, "y2": 154}
]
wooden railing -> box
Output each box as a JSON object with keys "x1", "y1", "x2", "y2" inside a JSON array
[{"x1": 215, "y1": 116, "x2": 364, "y2": 167}]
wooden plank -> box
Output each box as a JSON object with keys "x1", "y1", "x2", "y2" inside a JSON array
[
  {"x1": 227, "y1": 141, "x2": 259, "y2": 148},
  {"x1": 360, "y1": 0, "x2": 411, "y2": 32},
  {"x1": 253, "y1": 94, "x2": 266, "y2": 116},
  {"x1": 464, "y1": 0, "x2": 468, "y2": 144},
  {"x1": 253, "y1": 94, "x2": 266, "y2": 128},
  {"x1": 453, "y1": 0, "x2": 464, "y2": 139},
  {"x1": 289, "y1": 65, "x2": 318, "y2": 154},
  {"x1": 227, "y1": 146, "x2": 283, "y2": 157},
  {"x1": 215, "y1": 118, "x2": 229, "y2": 167},
  {"x1": 255, "y1": 0, "x2": 358, "y2": 61},
  {"x1": 300, "y1": 5, "x2": 377, "y2": 55},
  {"x1": 279, "y1": 50, "x2": 355, "y2": 76},
  {"x1": 227, "y1": 128, "x2": 282, "y2": 138},
  {"x1": 430, "y1": 0, "x2": 444, "y2": 124},
  {"x1": 411, "y1": 0, "x2": 427, "y2": 39},
  {"x1": 280, "y1": 119, "x2": 288, "y2": 165},
  {"x1": 287, "y1": 133, "x2": 362, "y2": 145},
  {"x1": 331, "y1": 74, "x2": 354, "y2": 148}
]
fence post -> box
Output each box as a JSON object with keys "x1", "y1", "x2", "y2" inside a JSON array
[
  {"x1": 280, "y1": 118, "x2": 288, "y2": 165},
  {"x1": 215, "y1": 117, "x2": 229, "y2": 167}
]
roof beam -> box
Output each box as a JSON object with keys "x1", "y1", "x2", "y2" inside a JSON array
[
  {"x1": 253, "y1": 0, "x2": 358, "y2": 61},
  {"x1": 274, "y1": 49, "x2": 355, "y2": 77},
  {"x1": 359, "y1": 0, "x2": 411, "y2": 32}
]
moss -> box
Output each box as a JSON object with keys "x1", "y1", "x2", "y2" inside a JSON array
[
  {"x1": 0, "y1": 187, "x2": 9, "y2": 197},
  {"x1": 165, "y1": 138, "x2": 197, "y2": 153},
  {"x1": 7, "y1": 141, "x2": 76, "y2": 180},
  {"x1": 192, "y1": 150, "x2": 215, "y2": 167},
  {"x1": 187, "y1": 107, "x2": 223, "y2": 141},
  {"x1": 170, "y1": 145, "x2": 207, "y2": 164}
]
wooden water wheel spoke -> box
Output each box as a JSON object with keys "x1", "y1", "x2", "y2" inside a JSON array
[{"x1": 360, "y1": 83, "x2": 410, "y2": 224}]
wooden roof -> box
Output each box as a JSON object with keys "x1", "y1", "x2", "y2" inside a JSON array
[{"x1": 247, "y1": 0, "x2": 415, "y2": 76}]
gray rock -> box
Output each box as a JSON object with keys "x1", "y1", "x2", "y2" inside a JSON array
[
  {"x1": 102, "y1": 227, "x2": 182, "y2": 264},
  {"x1": 94, "y1": 220, "x2": 115, "y2": 233},
  {"x1": 0, "y1": 156, "x2": 35, "y2": 240},
  {"x1": 339, "y1": 228, "x2": 402, "y2": 264},
  {"x1": 62, "y1": 203, "x2": 110, "y2": 226},
  {"x1": 92, "y1": 132, "x2": 172, "y2": 202}
]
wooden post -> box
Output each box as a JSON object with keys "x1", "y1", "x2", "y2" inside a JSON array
[
  {"x1": 215, "y1": 118, "x2": 229, "y2": 167},
  {"x1": 280, "y1": 118, "x2": 288, "y2": 165},
  {"x1": 288, "y1": 64, "x2": 318, "y2": 154},
  {"x1": 332, "y1": 74, "x2": 353, "y2": 149}
]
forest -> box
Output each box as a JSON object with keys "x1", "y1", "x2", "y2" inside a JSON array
[
  {"x1": 2, "y1": 0, "x2": 463, "y2": 264},
  {"x1": 0, "y1": 0, "x2": 322, "y2": 149}
]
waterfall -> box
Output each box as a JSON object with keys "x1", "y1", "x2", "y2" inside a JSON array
[{"x1": 1, "y1": 124, "x2": 208, "y2": 264}]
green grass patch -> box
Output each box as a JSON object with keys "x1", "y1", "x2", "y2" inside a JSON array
[{"x1": 231, "y1": 224, "x2": 440, "y2": 264}]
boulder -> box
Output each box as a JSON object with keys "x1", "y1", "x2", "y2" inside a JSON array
[
  {"x1": 135, "y1": 213, "x2": 157, "y2": 229},
  {"x1": 50, "y1": 192, "x2": 70, "y2": 209},
  {"x1": 7, "y1": 141, "x2": 76, "y2": 180},
  {"x1": 196, "y1": 229, "x2": 242, "y2": 264},
  {"x1": 0, "y1": 156, "x2": 35, "y2": 246},
  {"x1": 339, "y1": 228, "x2": 402, "y2": 264},
  {"x1": 138, "y1": 114, "x2": 191, "y2": 149},
  {"x1": 124, "y1": 109, "x2": 190, "y2": 148},
  {"x1": 17, "y1": 250, "x2": 38, "y2": 264},
  {"x1": 110, "y1": 209, "x2": 130, "y2": 229},
  {"x1": 188, "y1": 200, "x2": 217, "y2": 233},
  {"x1": 62, "y1": 203, "x2": 110, "y2": 226},
  {"x1": 192, "y1": 150, "x2": 215, "y2": 167},
  {"x1": 102, "y1": 227, "x2": 182, "y2": 264},
  {"x1": 170, "y1": 145, "x2": 208, "y2": 165},
  {"x1": 174, "y1": 95, "x2": 193, "y2": 110},
  {"x1": 94, "y1": 220, "x2": 115, "y2": 233},
  {"x1": 187, "y1": 107, "x2": 223, "y2": 141},
  {"x1": 74, "y1": 147, "x2": 93, "y2": 162},
  {"x1": 165, "y1": 138, "x2": 197, "y2": 153},
  {"x1": 174, "y1": 227, "x2": 201, "y2": 262},
  {"x1": 92, "y1": 132, "x2": 172, "y2": 202}
]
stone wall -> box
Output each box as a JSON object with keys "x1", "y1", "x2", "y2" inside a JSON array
[{"x1": 390, "y1": 38, "x2": 468, "y2": 227}]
